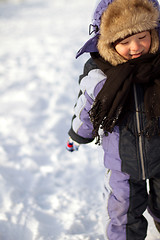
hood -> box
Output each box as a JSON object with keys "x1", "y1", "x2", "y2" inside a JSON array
[{"x1": 76, "y1": 0, "x2": 160, "y2": 59}]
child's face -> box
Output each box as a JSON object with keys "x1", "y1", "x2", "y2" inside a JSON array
[{"x1": 115, "y1": 31, "x2": 151, "y2": 60}]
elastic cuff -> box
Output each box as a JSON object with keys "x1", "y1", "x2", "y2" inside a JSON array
[{"x1": 68, "y1": 128, "x2": 94, "y2": 144}]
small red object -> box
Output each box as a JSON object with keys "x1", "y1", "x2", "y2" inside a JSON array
[{"x1": 66, "y1": 141, "x2": 74, "y2": 152}]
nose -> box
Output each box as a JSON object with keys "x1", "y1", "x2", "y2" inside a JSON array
[{"x1": 130, "y1": 40, "x2": 141, "y2": 53}]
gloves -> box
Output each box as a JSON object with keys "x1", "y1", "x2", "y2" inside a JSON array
[{"x1": 66, "y1": 137, "x2": 80, "y2": 152}]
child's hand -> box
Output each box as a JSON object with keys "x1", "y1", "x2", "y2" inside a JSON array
[{"x1": 66, "y1": 137, "x2": 80, "y2": 152}]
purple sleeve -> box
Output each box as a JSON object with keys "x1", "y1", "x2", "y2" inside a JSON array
[{"x1": 68, "y1": 68, "x2": 106, "y2": 144}]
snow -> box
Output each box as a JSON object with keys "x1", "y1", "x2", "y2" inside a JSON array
[{"x1": 0, "y1": 0, "x2": 159, "y2": 239}]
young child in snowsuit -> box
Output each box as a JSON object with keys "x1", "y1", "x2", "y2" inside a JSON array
[{"x1": 67, "y1": 0, "x2": 160, "y2": 239}]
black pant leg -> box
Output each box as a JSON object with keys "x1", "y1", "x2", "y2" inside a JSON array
[
  {"x1": 126, "y1": 179, "x2": 148, "y2": 240},
  {"x1": 148, "y1": 177, "x2": 160, "y2": 221}
]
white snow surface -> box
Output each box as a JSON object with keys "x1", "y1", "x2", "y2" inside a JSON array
[{"x1": 0, "y1": 0, "x2": 160, "y2": 239}]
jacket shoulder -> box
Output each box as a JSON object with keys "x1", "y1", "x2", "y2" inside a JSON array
[
  {"x1": 80, "y1": 60, "x2": 106, "y2": 100},
  {"x1": 79, "y1": 58, "x2": 99, "y2": 83}
]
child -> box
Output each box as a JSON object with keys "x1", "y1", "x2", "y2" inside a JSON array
[{"x1": 67, "y1": 0, "x2": 160, "y2": 239}]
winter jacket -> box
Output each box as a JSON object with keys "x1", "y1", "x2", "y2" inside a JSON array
[{"x1": 68, "y1": 57, "x2": 160, "y2": 180}]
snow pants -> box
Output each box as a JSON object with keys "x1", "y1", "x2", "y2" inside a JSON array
[{"x1": 103, "y1": 169, "x2": 160, "y2": 240}]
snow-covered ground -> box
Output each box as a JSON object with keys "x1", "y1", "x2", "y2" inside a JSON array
[{"x1": 0, "y1": 0, "x2": 159, "y2": 239}]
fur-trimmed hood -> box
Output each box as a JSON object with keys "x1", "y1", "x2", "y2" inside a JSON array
[
  {"x1": 76, "y1": 0, "x2": 160, "y2": 65},
  {"x1": 98, "y1": 0, "x2": 160, "y2": 65}
]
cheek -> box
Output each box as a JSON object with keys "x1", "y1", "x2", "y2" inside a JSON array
[
  {"x1": 144, "y1": 41, "x2": 151, "y2": 52},
  {"x1": 143, "y1": 37, "x2": 151, "y2": 53},
  {"x1": 115, "y1": 45, "x2": 129, "y2": 58}
]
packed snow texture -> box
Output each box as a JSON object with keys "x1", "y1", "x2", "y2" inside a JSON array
[{"x1": 0, "y1": 0, "x2": 160, "y2": 239}]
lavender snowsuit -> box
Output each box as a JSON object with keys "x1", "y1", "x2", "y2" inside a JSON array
[{"x1": 68, "y1": 0, "x2": 160, "y2": 239}]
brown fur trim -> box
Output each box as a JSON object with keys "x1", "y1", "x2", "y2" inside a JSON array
[
  {"x1": 97, "y1": 0, "x2": 159, "y2": 65},
  {"x1": 150, "y1": 29, "x2": 160, "y2": 53}
]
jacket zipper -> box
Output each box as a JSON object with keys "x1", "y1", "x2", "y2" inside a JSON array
[{"x1": 133, "y1": 84, "x2": 146, "y2": 180}]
